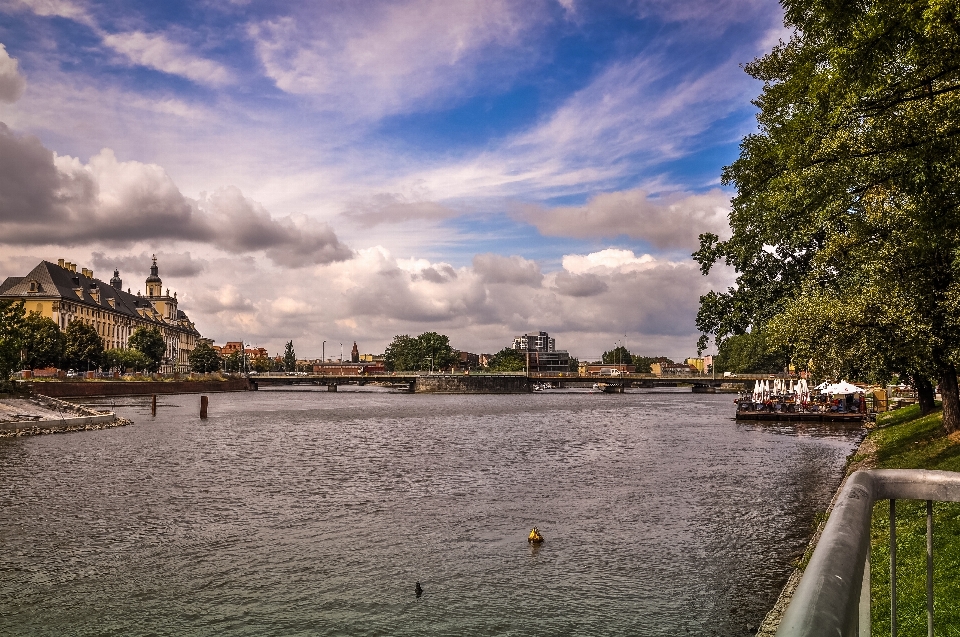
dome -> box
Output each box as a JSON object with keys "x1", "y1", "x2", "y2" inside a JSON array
[{"x1": 146, "y1": 255, "x2": 162, "y2": 283}]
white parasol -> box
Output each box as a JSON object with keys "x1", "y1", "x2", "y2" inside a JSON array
[{"x1": 823, "y1": 380, "x2": 861, "y2": 395}]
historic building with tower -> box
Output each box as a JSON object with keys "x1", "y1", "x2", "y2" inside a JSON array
[{"x1": 0, "y1": 256, "x2": 202, "y2": 372}]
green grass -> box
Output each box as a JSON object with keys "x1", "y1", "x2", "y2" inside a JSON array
[{"x1": 864, "y1": 406, "x2": 960, "y2": 635}]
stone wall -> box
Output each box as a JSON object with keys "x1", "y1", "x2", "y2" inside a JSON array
[
  {"x1": 22, "y1": 379, "x2": 254, "y2": 397},
  {"x1": 414, "y1": 375, "x2": 530, "y2": 393}
]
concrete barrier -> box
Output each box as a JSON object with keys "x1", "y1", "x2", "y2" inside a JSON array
[{"x1": 20, "y1": 378, "x2": 254, "y2": 397}]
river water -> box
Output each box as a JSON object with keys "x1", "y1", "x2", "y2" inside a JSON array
[{"x1": 0, "y1": 388, "x2": 861, "y2": 636}]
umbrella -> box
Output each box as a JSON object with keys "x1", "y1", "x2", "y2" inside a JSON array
[
  {"x1": 814, "y1": 381, "x2": 830, "y2": 391},
  {"x1": 824, "y1": 380, "x2": 861, "y2": 395}
]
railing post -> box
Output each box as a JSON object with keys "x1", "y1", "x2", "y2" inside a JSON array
[
  {"x1": 890, "y1": 498, "x2": 897, "y2": 637},
  {"x1": 859, "y1": 551, "x2": 871, "y2": 637},
  {"x1": 926, "y1": 499, "x2": 934, "y2": 637}
]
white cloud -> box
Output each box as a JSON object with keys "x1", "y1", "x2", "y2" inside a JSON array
[
  {"x1": 0, "y1": 43, "x2": 26, "y2": 103},
  {"x1": 249, "y1": 0, "x2": 543, "y2": 118},
  {"x1": 0, "y1": 125, "x2": 351, "y2": 267},
  {"x1": 519, "y1": 188, "x2": 731, "y2": 250},
  {"x1": 102, "y1": 31, "x2": 232, "y2": 86},
  {"x1": 5, "y1": 0, "x2": 93, "y2": 25}
]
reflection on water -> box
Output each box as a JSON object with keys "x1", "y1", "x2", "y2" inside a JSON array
[{"x1": 0, "y1": 389, "x2": 862, "y2": 636}]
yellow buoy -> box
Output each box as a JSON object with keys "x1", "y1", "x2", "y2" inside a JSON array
[{"x1": 528, "y1": 527, "x2": 544, "y2": 544}]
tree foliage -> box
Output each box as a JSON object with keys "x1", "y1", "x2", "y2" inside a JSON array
[
  {"x1": 22, "y1": 311, "x2": 65, "y2": 370},
  {"x1": 713, "y1": 330, "x2": 790, "y2": 375},
  {"x1": 384, "y1": 332, "x2": 457, "y2": 371},
  {"x1": 104, "y1": 348, "x2": 152, "y2": 372},
  {"x1": 128, "y1": 326, "x2": 166, "y2": 371},
  {"x1": 487, "y1": 347, "x2": 526, "y2": 372},
  {"x1": 601, "y1": 346, "x2": 633, "y2": 366},
  {"x1": 283, "y1": 340, "x2": 296, "y2": 372},
  {"x1": 189, "y1": 342, "x2": 222, "y2": 373},
  {"x1": 64, "y1": 319, "x2": 104, "y2": 371},
  {"x1": 695, "y1": 0, "x2": 960, "y2": 429},
  {"x1": 631, "y1": 356, "x2": 674, "y2": 374},
  {"x1": 223, "y1": 351, "x2": 243, "y2": 373},
  {"x1": 0, "y1": 300, "x2": 26, "y2": 385}
]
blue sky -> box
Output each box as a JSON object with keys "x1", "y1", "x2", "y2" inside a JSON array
[{"x1": 0, "y1": 0, "x2": 786, "y2": 360}]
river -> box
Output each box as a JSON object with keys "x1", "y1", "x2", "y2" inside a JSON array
[{"x1": 0, "y1": 387, "x2": 861, "y2": 636}]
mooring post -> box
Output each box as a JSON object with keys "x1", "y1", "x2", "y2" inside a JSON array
[
  {"x1": 200, "y1": 395, "x2": 208, "y2": 419},
  {"x1": 151, "y1": 394, "x2": 157, "y2": 416}
]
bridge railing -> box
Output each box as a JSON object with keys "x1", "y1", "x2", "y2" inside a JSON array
[{"x1": 775, "y1": 469, "x2": 960, "y2": 637}]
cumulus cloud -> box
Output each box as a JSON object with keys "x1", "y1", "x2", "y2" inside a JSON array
[
  {"x1": 248, "y1": 0, "x2": 543, "y2": 118},
  {"x1": 90, "y1": 250, "x2": 207, "y2": 279},
  {"x1": 0, "y1": 124, "x2": 352, "y2": 267},
  {"x1": 341, "y1": 192, "x2": 455, "y2": 227},
  {"x1": 472, "y1": 253, "x2": 542, "y2": 286},
  {"x1": 0, "y1": 44, "x2": 26, "y2": 103},
  {"x1": 102, "y1": 31, "x2": 232, "y2": 86},
  {"x1": 518, "y1": 189, "x2": 730, "y2": 250}
]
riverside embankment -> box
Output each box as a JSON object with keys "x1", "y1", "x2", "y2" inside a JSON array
[
  {"x1": 758, "y1": 404, "x2": 960, "y2": 635},
  {"x1": 0, "y1": 394, "x2": 130, "y2": 437},
  {"x1": 19, "y1": 377, "x2": 254, "y2": 397}
]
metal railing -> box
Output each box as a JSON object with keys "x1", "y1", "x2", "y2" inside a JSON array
[{"x1": 776, "y1": 469, "x2": 960, "y2": 637}]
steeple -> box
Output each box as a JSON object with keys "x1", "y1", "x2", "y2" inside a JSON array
[
  {"x1": 110, "y1": 268, "x2": 122, "y2": 290},
  {"x1": 145, "y1": 254, "x2": 162, "y2": 297}
]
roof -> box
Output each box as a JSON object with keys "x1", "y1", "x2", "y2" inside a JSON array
[{"x1": 0, "y1": 260, "x2": 200, "y2": 336}]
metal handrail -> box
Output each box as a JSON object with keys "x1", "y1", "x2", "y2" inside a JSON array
[{"x1": 776, "y1": 469, "x2": 960, "y2": 637}]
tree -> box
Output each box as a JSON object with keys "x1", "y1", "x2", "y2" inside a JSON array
[
  {"x1": 632, "y1": 356, "x2": 674, "y2": 374},
  {"x1": 384, "y1": 332, "x2": 457, "y2": 372},
  {"x1": 416, "y1": 332, "x2": 457, "y2": 371},
  {"x1": 694, "y1": 1, "x2": 960, "y2": 430},
  {"x1": 189, "y1": 342, "x2": 222, "y2": 373},
  {"x1": 104, "y1": 348, "x2": 152, "y2": 372},
  {"x1": 251, "y1": 356, "x2": 271, "y2": 373},
  {"x1": 601, "y1": 346, "x2": 633, "y2": 366},
  {"x1": 283, "y1": 340, "x2": 296, "y2": 372},
  {"x1": 128, "y1": 326, "x2": 166, "y2": 372},
  {"x1": 487, "y1": 347, "x2": 526, "y2": 372},
  {"x1": 0, "y1": 300, "x2": 26, "y2": 386},
  {"x1": 22, "y1": 311, "x2": 65, "y2": 370},
  {"x1": 712, "y1": 330, "x2": 790, "y2": 375},
  {"x1": 64, "y1": 319, "x2": 104, "y2": 371},
  {"x1": 223, "y1": 351, "x2": 243, "y2": 373}
]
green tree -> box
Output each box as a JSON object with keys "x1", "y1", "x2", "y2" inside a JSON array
[
  {"x1": 251, "y1": 356, "x2": 271, "y2": 373},
  {"x1": 22, "y1": 311, "x2": 65, "y2": 370},
  {"x1": 601, "y1": 346, "x2": 633, "y2": 366},
  {"x1": 223, "y1": 351, "x2": 243, "y2": 373},
  {"x1": 64, "y1": 319, "x2": 104, "y2": 371},
  {"x1": 283, "y1": 340, "x2": 296, "y2": 372},
  {"x1": 694, "y1": 0, "x2": 960, "y2": 430},
  {"x1": 128, "y1": 326, "x2": 166, "y2": 372},
  {"x1": 189, "y1": 342, "x2": 222, "y2": 373},
  {"x1": 384, "y1": 332, "x2": 457, "y2": 372},
  {"x1": 0, "y1": 300, "x2": 26, "y2": 386},
  {"x1": 712, "y1": 330, "x2": 790, "y2": 375},
  {"x1": 104, "y1": 348, "x2": 152, "y2": 372},
  {"x1": 632, "y1": 356, "x2": 673, "y2": 374},
  {"x1": 487, "y1": 347, "x2": 526, "y2": 372},
  {"x1": 568, "y1": 357, "x2": 580, "y2": 373},
  {"x1": 416, "y1": 332, "x2": 457, "y2": 371}
]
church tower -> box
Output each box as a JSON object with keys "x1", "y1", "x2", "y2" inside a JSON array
[
  {"x1": 110, "y1": 269, "x2": 122, "y2": 290},
  {"x1": 146, "y1": 255, "x2": 162, "y2": 297}
]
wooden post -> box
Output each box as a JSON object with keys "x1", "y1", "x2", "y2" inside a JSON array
[
  {"x1": 200, "y1": 395, "x2": 208, "y2": 419},
  {"x1": 328, "y1": 383, "x2": 337, "y2": 392},
  {"x1": 151, "y1": 394, "x2": 157, "y2": 416}
]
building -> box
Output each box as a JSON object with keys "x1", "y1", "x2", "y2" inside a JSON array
[
  {"x1": 0, "y1": 256, "x2": 201, "y2": 372},
  {"x1": 511, "y1": 330, "x2": 570, "y2": 373}
]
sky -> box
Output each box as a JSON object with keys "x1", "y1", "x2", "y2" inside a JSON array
[{"x1": 0, "y1": 0, "x2": 787, "y2": 361}]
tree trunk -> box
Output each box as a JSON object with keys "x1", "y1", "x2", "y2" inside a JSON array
[
  {"x1": 939, "y1": 365, "x2": 960, "y2": 433},
  {"x1": 915, "y1": 376, "x2": 936, "y2": 415}
]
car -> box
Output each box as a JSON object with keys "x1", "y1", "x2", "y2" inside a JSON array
[{"x1": 65, "y1": 370, "x2": 79, "y2": 378}]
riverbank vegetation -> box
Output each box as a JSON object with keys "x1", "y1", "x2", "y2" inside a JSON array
[
  {"x1": 856, "y1": 406, "x2": 960, "y2": 633},
  {"x1": 695, "y1": 1, "x2": 960, "y2": 432}
]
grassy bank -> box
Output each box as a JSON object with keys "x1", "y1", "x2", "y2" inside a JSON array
[{"x1": 859, "y1": 405, "x2": 960, "y2": 634}]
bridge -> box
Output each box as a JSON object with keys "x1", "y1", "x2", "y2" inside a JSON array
[{"x1": 250, "y1": 372, "x2": 758, "y2": 393}]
